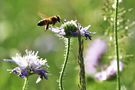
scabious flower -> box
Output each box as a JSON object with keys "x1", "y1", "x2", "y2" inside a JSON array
[
  {"x1": 84, "y1": 39, "x2": 107, "y2": 76},
  {"x1": 6, "y1": 50, "x2": 48, "y2": 83},
  {"x1": 84, "y1": 38, "x2": 124, "y2": 81},
  {"x1": 95, "y1": 59, "x2": 124, "y2": 81},
  {"x1": 49, "y1": 20, "x2": 94, "y2": 39}
]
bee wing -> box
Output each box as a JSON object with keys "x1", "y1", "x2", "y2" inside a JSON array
[{"x1": 38, "y1": 12, "x2": 48, "y2": 19}]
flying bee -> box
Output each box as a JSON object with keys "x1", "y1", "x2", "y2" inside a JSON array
[{"x1": 37, "y1": 15, "x2": 60, "y2": 30}]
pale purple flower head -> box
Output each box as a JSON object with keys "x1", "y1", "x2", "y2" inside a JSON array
[
  {"x1": 84, "y1": 38, "x2": 124, "y2": 81},
  {"x1": 95, "y1": 59, "x2": 124, "y2": 81},
  {"x1": 84, "y1": 39, "x2": 107, "y2": 76},
  {"x1": 7, "y1": 50, "x2": 48, "y2": 83},
  {"x1": 49, "y1": 20, "x2": 94, "y2": 39}
]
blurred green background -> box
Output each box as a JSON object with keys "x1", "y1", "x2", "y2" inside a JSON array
[{"x1": 0, "y1": 0, "x2": 135, "y2": 90}]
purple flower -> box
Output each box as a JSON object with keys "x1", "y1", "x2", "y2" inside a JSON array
[
  {"x1": 84, "y1": 38, "x2": 124, "y2": 81},
  {"x1": 84, "y1": 39, "x2": 107, "y2": 76},
  {"x1": 6, "y1": 50, "x2": 48, "y2": 83},
  {"x1": 49, "y1": 20, "x2": 95, "y2": 39},
  {"x1": 95, "y1": 59, "x2": 124, "y2": 81}
]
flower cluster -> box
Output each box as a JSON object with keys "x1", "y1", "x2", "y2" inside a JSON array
[
  {"x1": 49, "y1": 20, "x2": 94, "y2": 39},
  {"x1": 7, "y1": 50, "x2": 48, "y2": 83}
]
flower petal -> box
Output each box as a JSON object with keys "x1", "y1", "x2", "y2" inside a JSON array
[
  {"x1": 12, "y1": 54, "x2": 28, "y2": 68},
  {"x1": 19, "y1": 69, "x2": 28, "y2": 78},
  {"x1": 36, "y1": 76, "x2": 42, "y2": 83},
  {"x1": 33, "y1": 69, "x2": 48, "y2": 80}
]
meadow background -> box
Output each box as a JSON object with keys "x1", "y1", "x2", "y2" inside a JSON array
[{"x1": 0, "y1": 0, "x2": 135, "y2": 90}]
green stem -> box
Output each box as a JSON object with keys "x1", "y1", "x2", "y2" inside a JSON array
[
  {"x1": 78, "y1": 35, "x2": 86, "y2": 90},
  {"x1": 59, "y1": 38, "x2": 71, "y2": 90},
  {"x1": 114, "y1": 0, "x2": 120, "y2": 90},
  {"x1": 22, "y1": 78, "x2": 28, "y2": 90}
]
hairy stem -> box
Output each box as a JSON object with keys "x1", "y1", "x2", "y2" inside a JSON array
[
  {"x1": 59, "y1": 38, "x2": 71, "y2": 90},
  {"x1": 114, "y1": 0, "x2": 120, "y2": 90},
  {"x1": 22, "y1": 78, "x2": 28, "y2": 90},
  {"x1": 78, "y1": 35, "x2": 86, "y2": 90}
]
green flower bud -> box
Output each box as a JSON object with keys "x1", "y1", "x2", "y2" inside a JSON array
[{"x1": 62, "y1": 20, "x2": 78, "y2": 37}]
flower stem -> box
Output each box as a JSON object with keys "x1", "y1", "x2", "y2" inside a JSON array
[
  {"x1": 78, "y1": 35, "x2": 86, "y2": 90},
  {"x1": 22, "y1": 78, "x2": 28, "y2": 90},
  {"x1": 114, "y1": 0, "x2": 120, "y2": 90},
  {"x1": 59, "y1": 38, "x2": 71, "y2": 90}
]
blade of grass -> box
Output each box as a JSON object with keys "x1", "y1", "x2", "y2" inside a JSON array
[{"x1": 114, "y1": 0, "x2": 121, "y2": 90}]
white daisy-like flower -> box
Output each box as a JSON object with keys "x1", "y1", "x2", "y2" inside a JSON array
[
  {"x1": 5, "y1": 50, "x2": 48, "y2": 83},
  {"x1": 49, "y1": 20, "x2": 94, "y2": 40}
]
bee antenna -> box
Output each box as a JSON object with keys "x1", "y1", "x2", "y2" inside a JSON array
[{"x1": 56, "y1": 15, "x2": 60, "y2": 22}]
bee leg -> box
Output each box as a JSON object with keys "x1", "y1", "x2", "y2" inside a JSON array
[
  {"x1": 46, "y1": 24, "x2": 49, "y2": 30},
  {"x1": 52, "y1": 22, "x2": 56, "y2": 26}
]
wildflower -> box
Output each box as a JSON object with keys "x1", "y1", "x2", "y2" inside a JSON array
[
  {"x1": 49, "y1": 20, "x2": 94, "y2": 39},
  {"x1": 84, "y1": 38, "x2": 124, "y2": 81},
  {"x1": 95, "y1": 59, "x2": 124, "y2": 81},
  {"x1": 5, "y1": 50, "x2": 48, "y2": 83},
  {"x1": 84, "y1": 39, "x2": 107, "y2": 76}
]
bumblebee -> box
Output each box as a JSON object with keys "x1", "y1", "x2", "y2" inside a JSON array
[{"x1": 37, "y1": 15, "x2": 60, "y2": 30}]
